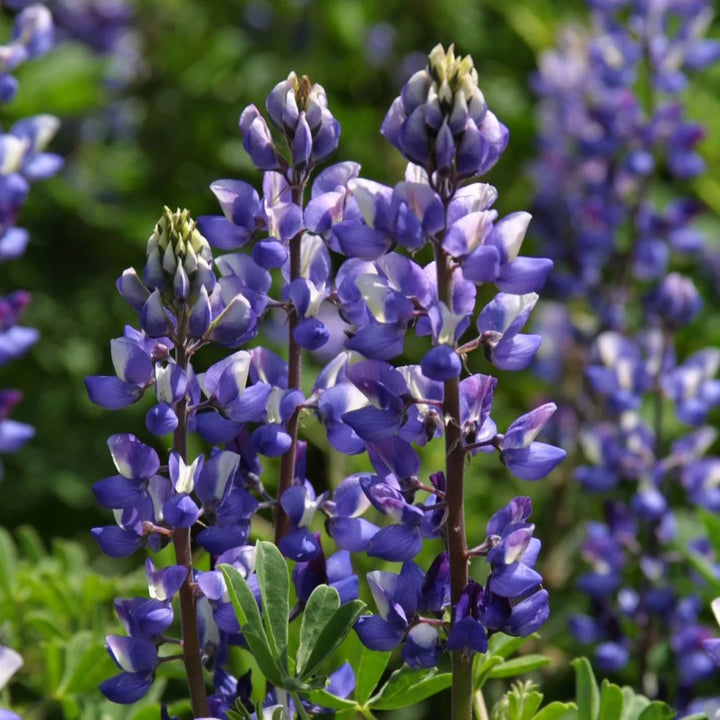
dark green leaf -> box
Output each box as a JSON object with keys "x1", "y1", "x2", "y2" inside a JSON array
[
  {"x1": 256, "y1": 541, "x2": 290, "y2": 665},
  {"x1": 355, "y1": 643, "x2": 391, "y2": 705},
  {"x1": 219, "y1": 564, "x2": 264, "y2": 634},
  {"x1": 507, "y1": 688, "x2": 543, "y2": 719},
  {"x1": 304, "y1": 688, "x2": 358, "y2": 710},
  {"x1": 296, "y1": 585, "x2": 340, "y2": 678},
  {"x1": 598, "y1": 680, "x2": 624, "y2": 720},
  {"x1": 220, "y1": 564, "x2": 287, "y2": 688},
  {"x1": 533, "y1": 702, "x2": 578, "y2": 720},
  {"x1": 572, "y1": 658, "x2": 599, "y2": 720},
  {"x1": 474, "y1": 654, "x2": 506, "y2": 688},
  {"x1": 370, "y1": 666, "x2": 452, "y2": 710},
  {"x1": 636, "y1": 702, "x2": 676, "y2": 720},
  {"x1": 242, "y1": 628, "x2": 287, "y2": 689},
  {"x1": 619, "y1": 688, "x2": 650, "y2": 720},
  {"x1": 489, "y1": 632, "x2": 535, "y2": 659},
  {"x1": 488, "y1": 654, "x2": 552, "y2": 678},
  {"x1": 297, "y1": 599, "x2": 365, "y2": 680}
]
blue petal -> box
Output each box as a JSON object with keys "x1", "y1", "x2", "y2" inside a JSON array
[
  {"x1": 100, "y1": 672, "x2": 154, "y2": 704},
  {"x1": 421, "y1": 345, "x2": 462, "y2": 381},
  {"x1": 329, "y1": 517, "x2": 378, "y2": 552},
  {"x1": 279, "y1": 527, "x2": 320, "y2": 562},
  {"x1": 367, "y1": 524, "x2": 422, "y2": 561},
  {"x1": 496, "y1": 257, "x2": 553, "y2": 294},
  {"x1": 502, "y1": 442, "x2": 566, "y2": 481},
  {"x1": 85, "y1": 376, "x2": 143, "y2": 410},
  {"x1": 447, "y1": 616, "x2": 488, "y2": 655},
  {"x1": 334, "y1": 221, "x2": 392, "y2": 260},
  {"x1": 197, "y1": 214, "x2": 251, "y2": 250},
  {"x1": 91, "y1": 526, "x2": 143, "y2": 557},
  {"x1": 342, "y1": 405, "x2": 402, "y2": 443},
  {"x1": 354, "y1": 615, "x2": 404, "y2": 651}
]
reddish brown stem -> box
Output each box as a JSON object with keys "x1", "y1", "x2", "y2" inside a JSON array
[{"x1": 172, "y1": 341, "x2": 209, "y2": 716}]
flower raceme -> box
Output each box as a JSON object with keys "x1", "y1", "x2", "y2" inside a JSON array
[{"x1": 85, "y1": 44, "x2": 565, "y2": 715}]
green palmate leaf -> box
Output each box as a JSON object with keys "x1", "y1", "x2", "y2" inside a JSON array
[
  {"x1": 533, "y1": 702, "x2": 578, "y2": 720},
  {"x1": 370, "y1": 666, "x2": 452, "y2": 711},
  {"x1": 304, "y1": 688, "x2": 358, "y2": 711},
  {"x1": 598, "y1": 680, "x2": 624, "y2": 720},
  {"x1": 619, "y1": 688, "x2": 650, "y2": 720},
  {"x1": 220, "y1": 564, "x2": 287, "y2": 688},
  {"x1": 256, "y1": 541, "x2": 290, "y2": 665},
  {"x1": 506, "y1": 687, "x2": 543, "y2": 720},
  {"x1": 219, "y1": 564, "x2": 264, "y2": 633},
  {"x1": 336, "y1": 710, "x2": 358, "y2": 720},
  {"x1": 297, "y1": 599, "x2": 365, "y2": 681},
  {"x1": 474, "y1": 653, "x2": 507, "y2": 688},
  {"x1": 354, "y1": 643, "x2": 391, "y2": 705},
  {"x1": 296, "y1": 585, "x2": 340, "y2": 678},
  {"x1": 572, "y1": 658, "x2": 599, "y2": 720},
  {"x1": 488, "y1": 654, "x2": 552, "y2": 678},
  {"x1": 636, "y1": 702, "x2": 676, "y2": 720},
  {"x1": 489, "y1": 632, "x2": 534, "y2": 659},
  {"x1": 242, "y1": 628, "x2": 288, "y2": 689}
]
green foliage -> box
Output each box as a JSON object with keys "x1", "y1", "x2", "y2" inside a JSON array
[
  {"x1": 0, "y1": 526, "x2": 156, "y2": 718},
  {"x1": 220, "y1": 540, "x2": 365, "y2": 706}
]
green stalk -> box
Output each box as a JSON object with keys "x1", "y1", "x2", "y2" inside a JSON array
[
  {"x1": 275, "y1": 181, "x2": 306, "y2": 544},
  {"x1": 434, "y1": 242, "x2": 473, "y2": 720}
]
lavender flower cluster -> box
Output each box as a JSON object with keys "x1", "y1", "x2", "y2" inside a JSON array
[
  {"x1": 0, "y1": 5, "x2": 60, "y2": 472},
  {"x1": 532, "y1": 0, "x2": 720, "y2": 710},
  {"x1": 0, "y1": 5, "x2": 61, "y2": 719},
  {"x1": 85, "y1": 45, "x2": 565, "y2": 716}
]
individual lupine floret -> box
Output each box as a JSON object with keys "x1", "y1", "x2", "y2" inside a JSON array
[
  {"x1": 277, "y1": 482, "x2": 328, "y2": 561},
  {"x1": 499, "y1": 402, "x2": 566, "y2": 481},
  {"x1": 84, "y1": 326, "x2": 168, "y2": 410},
  {"x1": 322, "y1": 473, "x2": 380, "y2": 553},
  {"x1": 475, "y1": 293, "x2": 542, "y2": 372},
  {"x1": 354, "y1": 561, "x2": 446, "y2": 668},
  {"x1": 359, "y1": 473, "x2": 440, "y2": 561},
  {"x1": 99, "y1": 635, "x2": 159, "y2": 704}
]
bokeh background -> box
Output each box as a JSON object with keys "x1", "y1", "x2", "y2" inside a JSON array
[{"x1": 2, "y1": 0, "x2": 720, "y2": 717}]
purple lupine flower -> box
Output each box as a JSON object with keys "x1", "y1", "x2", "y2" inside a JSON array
[
  {"x1": 292, "y1": 540, "x2": 358, "y2": 605},
  {"x1": 381, "y1": 44, "x2": 507, "y2": 180},
  {"x1": 99, "y1": 635, "x2": 159, "y2": 704},
  {"x1": 277, "y1": 482, "x2": 328, "y2": 561},
  {"x1": 500, "y1": 403, "x2": 566, "y2": 481}
]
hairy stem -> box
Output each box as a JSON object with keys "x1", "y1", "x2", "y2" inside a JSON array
[
  {"x1": 275, "y1": 181, "x2": 306, "y2": 544},
  {"x1": 172, "y1": 340, "x2": 209, "y2": 716},
  {"x1": 434, "y1": 242, "x2": 472, "y2": 720}
]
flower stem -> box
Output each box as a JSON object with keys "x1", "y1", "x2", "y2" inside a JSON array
[
  {"x1": 172, "y1": 339, "x2": 209, "y2": 716},
  {"x1": 434, "y1": 242, "x2": 472, "y2": 720},
  {"x1": 275, "y1": 183, "x2": 304, "y2": 543}
]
